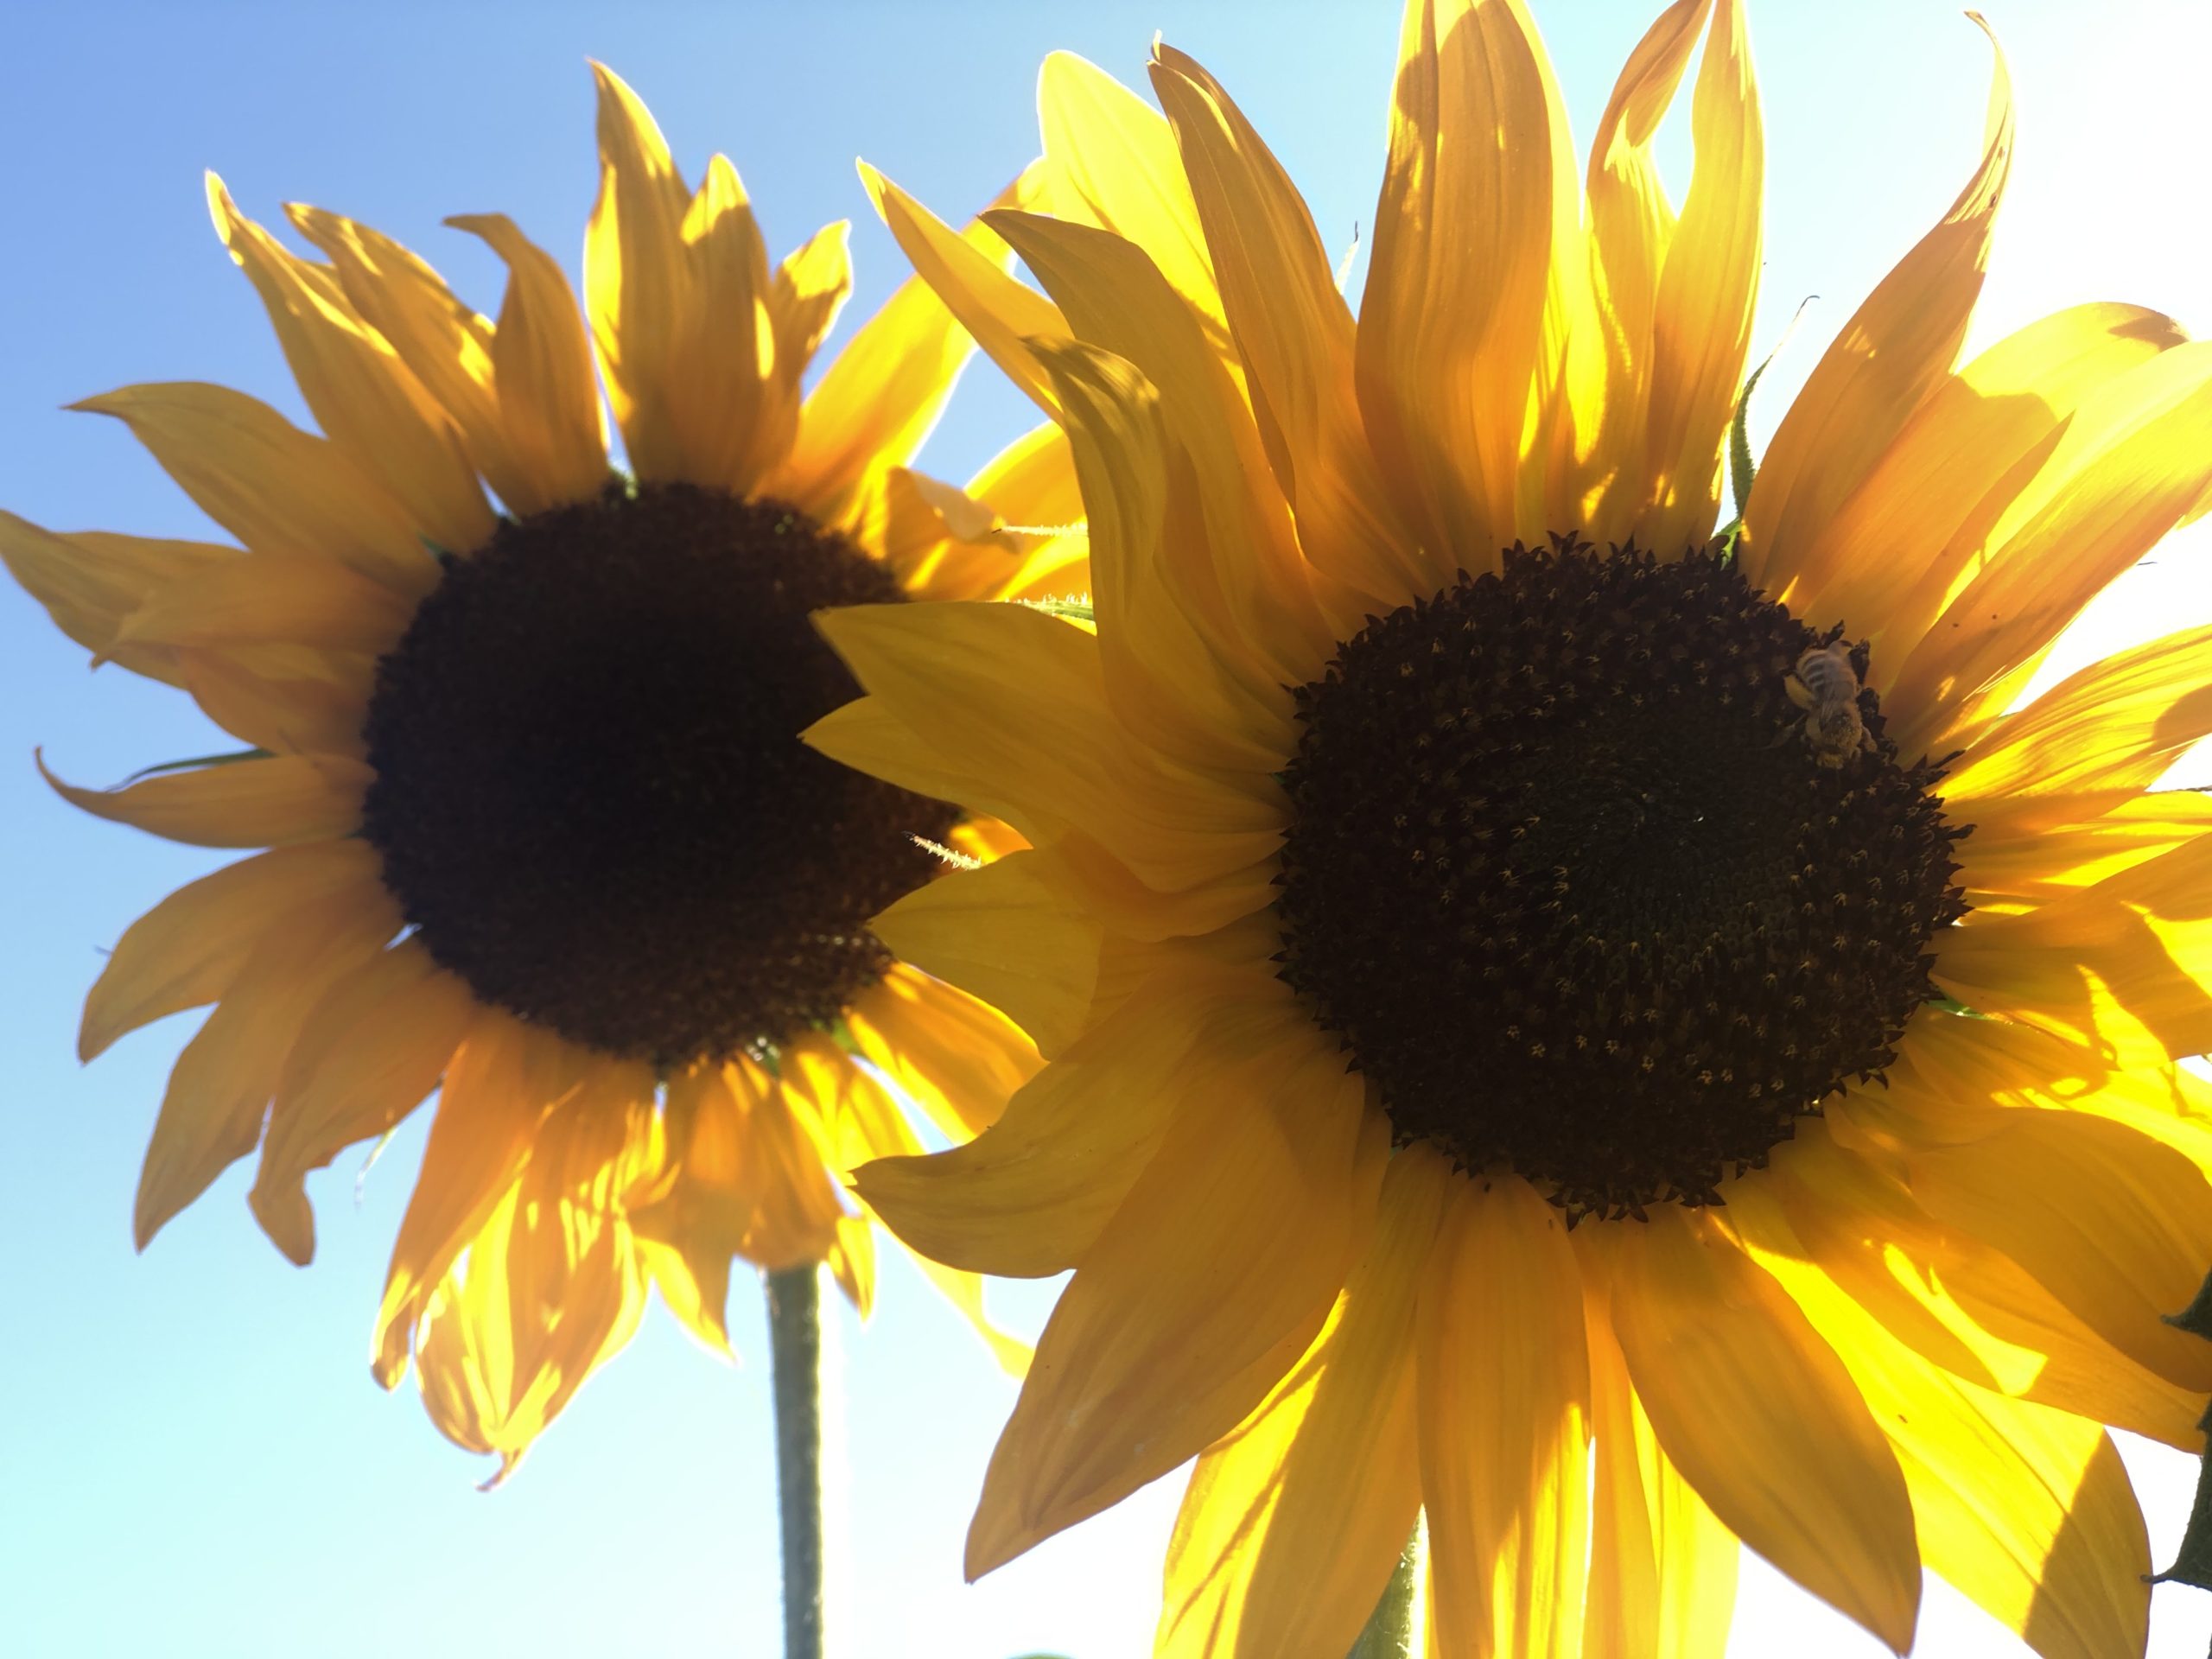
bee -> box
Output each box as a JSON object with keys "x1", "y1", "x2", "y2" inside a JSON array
[{"x1": 1784, "y1": 640, "x2": 1875, "y2": 768}]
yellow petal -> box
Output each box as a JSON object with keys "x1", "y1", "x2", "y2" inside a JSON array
[
  {"x1": 207, "y1": 175, "x2": 492, "y2": 554},
  {"x1": 1726, "y1": 1176, "x2": 2152, "y2": 1659},
  {"x1": 1742, "y1": 17, "x2": 2011, "y2": 594},
  {"x1": 69, "y1": 383, "x2": 436, "y2": 595},
  {"x1": 1159, "y1": 1146, "x2": 1450, "y2": 1659},
  {"x1": 1942, "y1": 622, "x2": 2212, "y2": 835},
  {"x1": 965, "y1": 1027, "x2": 1385, "y2": 1577},
  {"x1": 989, "y1": 208, "x2": 1335, "y2": 685},
  {"x1": 841, "y1": 963, "x2": 1039, "y2": 1140},
  {"x1": 251, "y1": 937, "x2": 478, "y2": 1264},
  {"x1": 1359, "y1": 0, "x2": 1569, "y2": 559},
  {"x1": 40, "y1": 750, "x2": 370, "y2": 848},
  {"x1": 1904, "y1": 1108, "x2": 2212, "y2": 1390},
  {"x1": 1606, "y1": 1205, "x2": 1922, "y2": 1652},
  {"x1": 175, "y1": 648, "x2": 372, "y2": 760},
  {"x1": 776, "y1": 222, "x2": 990, "y2": 533},
  {"x1": 1037, "y1": 51, "x2": 1221, "y2": 326},
  {"x1": 958, "y1": 422, "x2": 1090, "y2": 604},
  {"x1": 732, "y1": 1061, "x2": 848, "y2": 1273},
  {"x1": 133, "y1": 881, "x2": 396, "y2": 1250},
  {"x1": 1775, "y1": 302, "x2": 2186, "y2": 650},
  {"x1": 1147, "y1": 44, "x2": 1419, "y2": 607},
  {"x1": 1033, "y1": 339, "x2": 1296, "y2": 775},
  {"x1": 582, "y1": 63, "x2": 695, "y2": 481},
  {"x1": 1934, "y1": 832, "x2": 2212, "y2": 1065},
  {"x1": 1638, "y1": 0, "x2": 1761, "y2": 555},
  {"x1": 852, "y1": 965, "x2": 1279, "y2": 1279},
  {"x1": 867, "y1": 850, "x2": 1102, "y2": 1061},
  {"x1": 1419, "y1": 1171, "x2": 1591, "y2": 1658},
  {"x1": 374, "y1": 1011, "x2": 575, "y2": 1387},
  {"x1": 1885, "y1": 340, "x2": 2212, "y2": 758},
  {"x1": 767, "y1": 219, "x2": 854, "y2": 400},
  {"x1": 0, "y1": 513, "x2": 232, "y2": 685},
  {"x1": 1581, "y1": 1268, "x2": 1738, "y2": 1659},
  {"x1": 661, "y1": 152, "x2": 780, "y2": 493},
  {"x1": 812, "y1": 599, "x2": 1283, "y2": 893},
  {"x1": 859, "y1": 162, "x2": 1070, "y2": 416},
  {"x1": 1955, "y1": 792, "x2": 2212, "y2": 914},
  {"x1": 283, "y1": 204, "x2": 524, "y2": 512},
  {"x1": 1565, "y1": 0, "x2": 1707, "y2": 545},
  {"x1": 112, "y1": 551, "x2": 413, "y2": 656},
  {"x1": 79, "y1": 840, "x2": 382, "y2": 1062},
  {"x1": 445, "y1": 213, "x2": 613, "y2": 512}
]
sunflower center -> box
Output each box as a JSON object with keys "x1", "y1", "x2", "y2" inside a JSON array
[
  {"x1": 1274, "y1": 536, "x2": 1969, "y2": 1219},
  {"x1": 360, "y1": 482, "x2": 957, "y2": 1066}
]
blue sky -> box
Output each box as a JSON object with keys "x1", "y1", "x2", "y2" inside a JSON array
[{"x1": 1, "y1": 2, "x2": 2209, "y2": 1656}]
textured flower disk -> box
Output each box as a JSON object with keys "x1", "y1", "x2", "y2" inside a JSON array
[
  {"x1": 1277, "y1": 537, "x2": 1971, "y2": 1218},
  {"x1": 2, "y1": 65, "x2": 1090, "y2": 1477},
  {"x1": 804, "y1": 3, "x2": 2212, "y2": 1657}
]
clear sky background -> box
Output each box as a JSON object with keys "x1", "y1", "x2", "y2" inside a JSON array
[{"x1": 1, "y1": 2, "x2": 2208, "y2": 1656}]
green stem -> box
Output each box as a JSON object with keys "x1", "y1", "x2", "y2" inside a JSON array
[
  {"x1": 766, "y1": 1266, "x2": 824, "y2": 1659},
  {"x1": 1348, "y1": 1522, "x2": 1423, "y2": 1659}
]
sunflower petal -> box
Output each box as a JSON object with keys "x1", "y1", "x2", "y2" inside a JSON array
[
  {"x1": 1037, "y1": 51, "x2": 1220, "y2": 326},
  {"x1": 207, "y1": 176, "x2": 493, "y2": 553},
  {"x1": 1359, "y1": 0, "x2": 1569, "y2": 559},
  {"x1": 1146, "y1": 44, "x2": 1415, "y2": 606},
  {"x1": 374, "y1": 1010, "x2": 574, "y2": 1387},
  {"x1": 0, "y1": 513, "x2": 232, "y2": 685},
  {"x1": 583, "y1": 63, "x2": 695, "y2": 481},
  {"x1": 1774, "y1": 302, "x2": 2186, "y2": 647},
  {"x1": 251, "y1": 937, "x2": 477, "y2": 1265},
  {"x1": 859, "y1": 163, "x2": 1070, "y2": 416},
  {"x1": 133, "y1": 881, "x2": 396, "y2": 1251},
  {"x1": 1033, "y1": 338, "x2": 1296, "y2": 773},
  {"x1": 1582, "y1": 1270, "x2": 1738, "y2": 1659},
  {"x1": 841, "y1": 964, "x2": 1039, "y2": 1140},
  {"x1": 1742, "y1": 17, "x2": 2011, "y2": 592},
  {"x1": 1638, "y1": 0, "x2": 1760, "y2": 555},
  {"x1": 445, "y1": 213, "x2": 612, "y2": 512},
  {"x1": 1608, "y1": 1204, "x2": 1921, "y2": 1651},
  {"x1": 1159, "y1": 1146, "x2": 1450, "y2": 1659},
  {"x1": 1419, "y1": 1170, "x2": 1592, "y2": 1658},
  {"x1": 1886, "y1": 340, "x2": 2212, "y2": 757},
  {"x1": 70, "y1": 384, "x2": 437, "y2": 594},
  {"x1": 1727, "y1": 1177, "x2": 2152, "y2": 1659},
  {"x1": 175, "y1": 648, "x2": 372, "y2": 760},
  {"x1": 964, "y1": 1025, "x2": 1384, "y2": 1577},
  {"x1": 79, "y1": 840, "x2": 383, "y2": 1062},
  {"x1": 1905, "y1": 1108, "x2": 2212, "y2": 1391},
  {"x1": 867, "y1": 851, "x2": 1100, "y2": 1060},
  {"x1": 1935, "y1": 832, "x2": 2212, "y2": 1065},
  {"x1": 812, "y1": 599, "x2": 1283, "y2": 894},
  {"x1": 662, "y1": 152, "x2": 779, "y2": 493},
  {"x1": 40, "y1": 750, "x2": 370, "y2": 848},
  {"x1": 112, "y1": 552, "x2": 414, "y2": 656},
  {"x1": 853, "y1": 967, "x2": 1275, "y2": 1278}
]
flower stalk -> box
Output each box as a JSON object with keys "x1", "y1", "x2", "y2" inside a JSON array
[{"x1": 767, "y1": 1265, "x2": 825, "y2": 1659}]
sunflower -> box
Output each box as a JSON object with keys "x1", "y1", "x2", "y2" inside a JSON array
[
  {"x1": 805, "y1": 4, "x2": 2212, "y2": 1653},
  {"x1": 2, "y1": 66, "x2": 1084, "y2": 1481}
]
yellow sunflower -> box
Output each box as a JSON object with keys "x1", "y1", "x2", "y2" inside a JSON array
[
  {"x1": 2, "y1": 66, "x2": 1084, "y2": 1480},
  {"x1": 806, "y1": 4, "x2": 2212, "y2": 1654}
]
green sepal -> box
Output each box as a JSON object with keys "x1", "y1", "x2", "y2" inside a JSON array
[
  {"x1": 1926, "y1": 994, "x2": 1993, "y2": 1020},
  {"x1": 120, "y1": 747, "x2": 270, "y2": 785}
]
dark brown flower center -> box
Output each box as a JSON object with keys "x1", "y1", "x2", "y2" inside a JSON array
[
  {"x1": 1274, "y1": 536, "x2": 1969, "y2": 1220},
  {"x1": 360, "y1": 481, "x2": 956, "y2": 1066}
]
